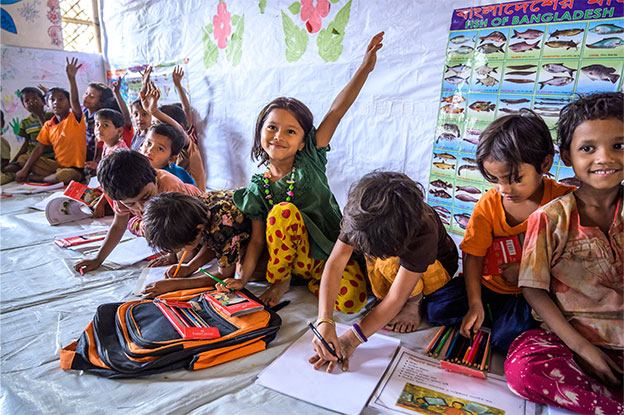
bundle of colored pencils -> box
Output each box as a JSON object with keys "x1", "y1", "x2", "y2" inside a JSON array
[{"x1": 424, "y1": 325, "x2": 491, "y2": 372}]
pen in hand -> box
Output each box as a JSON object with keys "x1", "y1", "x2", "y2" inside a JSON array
[{"x1": 307, "y1": 321, "x2": 343, "y2": 365}]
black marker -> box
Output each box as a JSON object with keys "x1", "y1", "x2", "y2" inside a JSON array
[{"x1": 307, "y1": 321, "x2": 342, "y2": 364}]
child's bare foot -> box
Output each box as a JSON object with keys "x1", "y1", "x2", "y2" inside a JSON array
[
  {"x1": 259, "y1": 278, "x2": 291, "y2": 307},
  {"x1": 385, "y1": 293, "x2": 423, "y2": 333}
]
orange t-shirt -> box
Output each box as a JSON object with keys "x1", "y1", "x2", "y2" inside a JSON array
[
  {"x1": 459, "y1": 177, "x2": 574, "y2": 294},
  {"x1": 37, "y1": 113, "x2": 87, "y2": 168}
]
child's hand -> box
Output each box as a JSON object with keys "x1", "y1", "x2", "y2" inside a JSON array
[
  {"x1": 142, "y1": 279, "x2": 184, "y2": 298},
  {"x1": 140, "y1": 82, "x2": 161, "y2": 114},
  {"x1": 111, "y1": 77, "x2": 123, "y2": 94},
  {"x1": 165, "y1": 264, "x2": 194, "y2": 278},
  {"x1": 139, "y1": 65, "x2": 152, "y2": 86},
  {"x1": 65, "y1": 57, "x2": 82, "y2": 79},
  {"x1": 172, "y1": 65, "x2": 184, "y2": 86},
  {"x1": 576, "y1": 342, "x2": 623, "y2": 386},
  {"x1": 460, "y1": 303, "x2": 484, "y2": 338},
  {"x1": 149, "y1": 252, "x2": 177, "y2": 267},
  {"x1": 215, "y1": 278, "x2": 244, "y2": 292},
  {"x1": 74, "y1": 258, "x2": 103, "y2": 274},
  {"x1": 15, "y1": 168, "x2": 28, "y2": 183},
  {"x1": 309, "y1": 326, "x2": 358, "y2": 373},
  {"x1": 84, "y1": 160, "x2": 98, "y2": 170},
  {"x1": 37, "y1": 84, "x2": 48, "y2": 94},
  {"x1": 360, "y1": 31, "x2": 384, "y2": 74},
  {"x1": 91, "y1": 197, "x2": 107, "y2": 218},
  {"x1": 499, "y1": 262, "x2": 520, "y2": 286}
]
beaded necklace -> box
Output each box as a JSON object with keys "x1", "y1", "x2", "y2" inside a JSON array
[{"x1": 263, "y1": 165, "x2": 296, "y2": 206}]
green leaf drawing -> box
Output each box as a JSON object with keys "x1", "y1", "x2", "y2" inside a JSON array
[
  {"x1": 288, "y1": 1, "x2": 301, "y2": 15},
  {"x1": 317, "y1": 0, "x2": 351, "y2": 62},
  {"x1": 202, "y1": 26, "x2": 219, "y2": 68},
  {"x1": 281, "y1": 10, "x2": 308, "y2": 63},
  {"x1": 258, "y1": 0, "x2": 266, "y2": 13},
  {"x1": 226, "y1": 14, "x2": 244, "y2": 67},
  {"x1": 330, "y1": 0, "x2": 340, "y2": 3}
]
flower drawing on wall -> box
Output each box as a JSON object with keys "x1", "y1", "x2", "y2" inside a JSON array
[
  {"x1": 282, "y1": 0, "x2": 352, "y2": 63},
  {"x1": 1, "y1": 0, "x2": 22, "y2": 34},
  {"x1": 18, "y1": 0, "x2": 39, "y2": 22},
  {"x1": 203, "y1": 1, "x2": 244, "y2": 69}
]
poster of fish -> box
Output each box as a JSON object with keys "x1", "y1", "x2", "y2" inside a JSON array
[{"x1": 429, "y1": 0, "x2": 623, "y2": 235}]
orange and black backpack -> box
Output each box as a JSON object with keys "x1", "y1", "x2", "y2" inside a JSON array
[{"x1": 60, "y1": 288, "x2": 281, "y2": 378}]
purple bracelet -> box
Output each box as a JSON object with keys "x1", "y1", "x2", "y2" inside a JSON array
[{"x1": 352, "y1": 323, "x2": 368, "y2": 343}]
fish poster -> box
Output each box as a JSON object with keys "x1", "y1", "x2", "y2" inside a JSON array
[{"x1": 428, "y1": 0, "x2": 624, "y2": 235}]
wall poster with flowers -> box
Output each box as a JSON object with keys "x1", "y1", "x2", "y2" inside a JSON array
[
  {"x1": 282, "y1": 0, "x2": 352, "y2": 63},
  {"x1": 203, "y1": 0, "x2": 245, "y2": 69}
]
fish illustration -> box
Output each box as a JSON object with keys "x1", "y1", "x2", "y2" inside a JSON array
[
  {"x1": 498, "y1": 107, "x2": 521, "y2": 114},
  {"x1": 479, "y1": 31, "x2": 507, "y2": 43},
  {"x1": 450, "y1": 35, "x2": 475, "y2": 44},
  {"x1": 433, "y1": 205, "x2": 451, "y2": 215},
  {"x1": 549, "y1": 28, "x2": 584, "y2": 39},
  {"x1": 441, "y1": 123, "x2": 460, "y2": 137},
  {"x1": 558, "y1": 177, "x2": 580, "y2": 187},
  {"x1": 453, "y1": 45, "x2": 475, "y2": 54},
  {"x1": 433, "y1": 162, "x2": 455, "y2": 170},
  {"x1": 465, "y1": 129, "x2": 483, "y2": 136},
  {"x1": 500, "y1": 98, "x2": 530, "y2": 105},
  {"x1": 462, "y1": 157, "x2": 477, "y2": 164},
  {"x1": 545, "y1": 40, "x2": 578, "y2": 50},
  {"x1": 439, "y1": 216, "x2": 450, "y2": 225},
  {"x1": 474, "y1": 63, "x2": 498, "y2": 76},
  {"x1": 441, "y1": 104, "x2": 464, "y2": 114},
  {"x1": 581, "y1": 64, "x2": 620, "y2": 83},
  {"x1": 441, "y1": 94, "x2": 466, "y2": 104},
  {"x1": 469, "y1": 101, "x2": 496, "y2": 112},
  {"x1": 504, "y1": 78, "x2": 535, "y2": 84},
  {"x1": 477, "y1": 43, "x2": 504, "y2": 54},
  {"x1": 589, "y1": 24, "x2": 624, "y2": 35},
  {"x1": 476, "y1": 75, "x2": 499, "y2": 87},
  {"x1": 538, "y1": 76, "x2": 574, "y2": 89},
  {"x1": 458, "y1": 164, "x2": 478, "y2": 176},
  {"x1": 434, "y1": 152, "x2": 457, "y2": 160},
  {"x1": 453, "y1": 213, "x2": 471, "y2": 229},
  {"x1": 455, "y1": 194, "x2": 480, "y2": 203},
  {"x1": 534, "y1": 111, "x2": 561, "y2": 118},
  {"x1": 512, "y1": 29, "x2": 544, "y2": 39},
  {"x1": 509, "y1": 41, "x2": 540, "y2": 52},
  {"x1": 444, "y1": 75, "x2": 468, "y2": 85},
  {"x1": 506, "y1": 64, "x2": 537, "y2": 70},
  {"x1": 446, "y1": 63, "x2": 471, "y2": 74},
  {"x1": 436, "y1": 133, "x2": 457, "y2": 143},
  {"x1": 456, "y1": 185, "x2": 481, "y2": 194},
  {"x1": 505, "y1": 70, "x2": 536, "y2": 76},
  {"x1": 534, "y1": 106, "x2": 563, "y2": 112},
  {"x1": 430, "y1": 179, "x2": 452, "y2": 190},
  {"x1": 536, "y1": 96, "x2": 571, "y2": 102},
  {"x1": 429, "y1": 189, "x2": 452, "y2": 198},
  {"x1": 463, "y1": 136, "x2": 479, "y2": 145},
  {"x1": 542, "y1": 63, "x2": 577, "y2": 77}
]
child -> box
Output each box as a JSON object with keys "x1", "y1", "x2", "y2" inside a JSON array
[
  {"x1": 140, "y1": 124, "x2": 195, "y2": 185},
  {"x1": 218, "y1": 32, "x2": 385, "y2": 311},
  {"x1": 110, "y1": 77, "x2": 134, "y2": 147},
  {"x1": 74, "y1": 150, "x2": 202, "y2": 274},
  {"x1": 3, "y1": 87, "x2": 55, "y2": 180},
  {"x1": 1, "y1": 111, "x2": 13, "y2": 185},
  {"x1": 130, "y1": 66, "x2": 154, "y2": 151},
  {"x1": 423, "y1": 110, "x2": 576, "y2": 354},
  {"x1": 309, "y1": 172, "x2": 458, "y2": 372},
  {"x1": 140, "y1": 191, "x2": 251, "y2": 297},
  {"x1": 15, "y1": 82, "x2": 86, "y2": 184},
  {"x1": 505, "y1": 92, "x2": 623, "y2": 414}
]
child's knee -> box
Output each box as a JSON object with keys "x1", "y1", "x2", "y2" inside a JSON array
[{"x1": 55, "y1": 167, "x2": 84, "y2": 185}]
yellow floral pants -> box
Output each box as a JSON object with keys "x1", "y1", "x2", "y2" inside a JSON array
[{"x1": 265, "y1": 203, "x2": 367, "y2": 314}]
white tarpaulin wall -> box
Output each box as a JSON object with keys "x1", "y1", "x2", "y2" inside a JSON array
[{"x1": 100, "y1": 0, "x2": 499, "y2": 206}]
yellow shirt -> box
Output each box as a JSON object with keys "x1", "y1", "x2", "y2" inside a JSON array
[{"x1": 37, "y1": 113, "x2": 86, "y2": 168}]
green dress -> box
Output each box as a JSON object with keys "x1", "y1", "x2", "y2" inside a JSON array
[{"x1": 233, "y1": 128, "x2": 342, "y2": 261}]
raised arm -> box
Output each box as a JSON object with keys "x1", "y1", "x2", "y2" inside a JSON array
[
  {"x1": 138, "y1": 65, "x2": 152, "y2": 96},
  {"x1": 172, "y1": 65, "x2": 193, "y2": 129},
  {"x1": 65, "y1": 57, "x2": 83, "y2": 119},
  {"x1": 315, "y1": 31, "x2": 384, "y2": 148},
  {"x1": 140, "y1": 82, "x2": 185, "y2": 133},
  {"x1": 112, "y1": 77, "x2": 132, "y2": 128}
]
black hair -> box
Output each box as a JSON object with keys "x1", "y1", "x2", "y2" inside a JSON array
[
  {"x1": 131, "y1": 99, "x2": 144, "y2": 110},
  {"x1": 341, "y1": 171, "x2": 427, "y2": 258},
  {"x1": 20, "y1": 87, "x2": 45, "y2": 103},
  {"x1": 88, "y1": 82, "x2": 114, "y2": 106},
  {"x1": 97, "y1": 149, "x2": 156, "y2": 200},
  {"x1": 477, "y1": 109, "x2": 553, "y2": 183},
  {"x1": 94, "y1": 108, "x2": 124, "y2": 128},
  {"x1": 45, "y1": 87, "x2": 70, "y2": 101},
  {"x1": 143, "y1": 192, "x2": 206, "y2": 252},
  {"x1": 148, "y1": 124, "x2": 186, "y2": 156},
  {"x1": 557, "y1": 92, "x2": 623, "y2": 154},
  {"x1": 251, "y1": 97, "x2": 314, "y2": 166},
  {"x1": 159, "y1": 104, "x2": 187, "y2": 129}
]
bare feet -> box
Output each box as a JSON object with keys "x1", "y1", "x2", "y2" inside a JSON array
[
  {"x1": 259, "y1": 277, "x2": 291, "y2": 307},
  {"x1": 385, "y1": 293, "x2": 423, "y2": 333}
]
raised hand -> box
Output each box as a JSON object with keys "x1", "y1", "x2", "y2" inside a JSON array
[
  {"x1": 140, "y1": 82, "x2": 161, "y2": 114},
  {"x1": 111, "y1": 77, "x2": 123, "y2": 94},
  {"x1": 172, "y1": 65, "x2": 184, "y2": 86},
  {"x1": 139, "y1": 65, "x2": 153, "y2": 86},
  {"x1": 361, "y1": 31, "x2": 384, "y2": 73},
  {"x1": 65, "y1": 57, "x2": 82, "y2": 78}
]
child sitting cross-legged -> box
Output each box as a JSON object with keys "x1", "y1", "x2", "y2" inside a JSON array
[
  {"x1": 74, "y1": 149, "x2": 201, "y2": 274},
  {"x1": 309, "y1": 171, "x2": 458, "y2": 372},
  {"x1": 139, "y1": 123, "x2": 195, "y2": 186},
  {"x1": 140, "y1": 191, "x2": 251, "y2": 297},
  {"x1": 505, "y1": 92, "x2": 623, "y2": 415}
]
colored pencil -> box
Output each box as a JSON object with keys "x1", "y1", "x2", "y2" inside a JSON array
[
  {"x1": 480, "y1": 331, "x2": 490, "y2": 370},
  {"x1": 425, "y1": 326, "x2": 446, "y2": 355},
  {"x1": 444, "y1": 327, "x2": 460, "y2": 361},
  {"x1": 171, "y1": 251, "x2": 188, "y2": 278},
  {"x1": 473, "y1": 331, "x2": 486, "y2": 367},
  {"x1": 434, "y1": 326, "x2": 453, "y2": 357},
  {"x1": 467, "y1": 331, "x2": 482, "y2": 364},
  {"x1": 485, "y1": 338, "x2": 492, "y2": 371},
  {"x1": 199, "y1": 268, "x2": 232, "y2": 290}
]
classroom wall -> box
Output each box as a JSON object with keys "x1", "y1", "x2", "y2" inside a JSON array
[
  {"x1": 1, "y1": 0, "x2": 63, "y2": 50},
  {"x1": 0, "y1": 45, "x2": 106, "y2": 158},
  {"x1": 100, "y1": 0, "x2": 497, "y2": 206}
]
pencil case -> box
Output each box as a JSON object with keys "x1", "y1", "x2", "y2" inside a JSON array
[{"x1": 60, "y1": 287, "x2": 281, "y2": 378}]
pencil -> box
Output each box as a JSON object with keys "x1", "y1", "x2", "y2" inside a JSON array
[
  {"x1": 434, "y1": 326, "x2": 453, "y2": 357},
  {"x1": 199, "y1": 268, "x2": 232, "y2": 291},
  {"x1": 480, "y1": 331, "x2": 490, "y2": 370},
  {"x1": 467, "y1": 331, "x2": 482, "y2": 364},
  {"x1": 171, "y1": 251, "x2": 188, "y2": 278},
  {"x1": 444, "y1": 327, "x2": 460, "y2": 361},
  {"x1": 425, "y1": 326, "x2": 446, "y2": 355}
]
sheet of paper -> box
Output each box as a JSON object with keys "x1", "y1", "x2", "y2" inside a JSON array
[
  {"x1": 256, "y1": 323, "x2": 400, "y2": 415},
  {"x1": 15, "y1": 211, "x2": 51, "y2": 225},
  {"x1": 133, "y1": 266, "x2": 168, "y2": 296},
  {"x1": 102, "y1": 237, "x2": 160, "y2": 269},
  {"x1": 31, "y1": 192, "x2": 65, "y2": 210},
  {"x1": 1, "y1": 182, "x2": 64, "y2": 195},
  {"x1": 368, "y1": 347, "x2": 529, "y2": 415}
]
